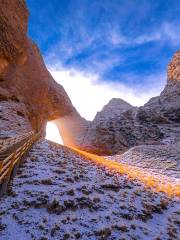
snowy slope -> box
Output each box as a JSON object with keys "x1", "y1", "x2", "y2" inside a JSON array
[{"x1": 0, "y1": 140, "x2": 179, "y2": 240}]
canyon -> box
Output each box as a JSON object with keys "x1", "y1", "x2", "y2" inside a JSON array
[
  {"x1": 0, "y1": 0, "x2": 180, "y2": 239},
  {"x1": 0, "y1": 0, "x2": 180, "y2": 157}
]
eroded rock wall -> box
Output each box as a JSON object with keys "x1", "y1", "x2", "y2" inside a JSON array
[{"x1": 0, "y1": 0, "x2": 28, "y2": 66}]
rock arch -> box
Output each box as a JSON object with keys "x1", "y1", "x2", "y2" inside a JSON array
[{"x1": 0, "y1": 0, "x2": 88, "y2": 147}]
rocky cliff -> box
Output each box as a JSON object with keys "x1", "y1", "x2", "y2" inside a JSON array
[
  {"x1": 80, "y1": 51, "x2": 180, "y2": 155},
  {"x1": 0, "y1": 0, "x2": 87, "y2": 145},
  {"x1": 0, "y1": 0, "x2": 179, "y2": 155}
]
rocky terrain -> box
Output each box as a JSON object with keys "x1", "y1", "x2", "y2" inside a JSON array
[
  {"x1": 80, "y1": 52, "x2": 180, "y2": 155},
  {"x1": 106, "y1": 143, "x2": 180, "y2": 179},
  {"x1": 0, "y1": 1, "x2": 180, "y2": 239},
  {"x1": 0, "y1": 140, "x2": 179, "y2": 240},
  {"x1": 0, "y1": 0, "x2": 180, "y2": 157}
]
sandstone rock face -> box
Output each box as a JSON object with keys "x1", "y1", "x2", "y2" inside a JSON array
[
  {"x1": 80, "y1": 52, "x2": 180, "y2": 155},
  {"x1": 0, "y1": 0, "x2": 28, "y2": 66},
  {"x1": 0, "y1": 0, "x2": 88, "y2": 146},
  {"x1": 1, "y1": 38, "x2": 79, "y2": 132},
  {"x1": 168, "y1": 51, "x2": 180, "y2": 81}
]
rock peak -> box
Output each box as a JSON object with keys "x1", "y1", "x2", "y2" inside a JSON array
[
  {"x1": 101, "y1": 98, "x2": 133, "y2": 114},
  {"x1": 168, "y1": 51, "x2": 180, "y2": 81},
  {"x1": 108, "y1": 98, "x2": 133, "y2": 106}
]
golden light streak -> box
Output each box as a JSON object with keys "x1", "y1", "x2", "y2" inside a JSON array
[{"x1": 70, "y1": 147, "x2": 180, "y2": 197}]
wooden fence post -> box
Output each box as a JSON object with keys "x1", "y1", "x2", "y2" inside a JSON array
[
  {"x1": 0, "y1": 161, "x2": 4, "y2": 196},
  {"x1": 1, "y1": 153, "x2": 16, "y2": 196},
  {"x1": 0, "y1": 161, "x2": 3, "y2": 173}
]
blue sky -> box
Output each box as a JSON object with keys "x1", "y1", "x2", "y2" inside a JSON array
[{"x1": 27, "y1": 0, "x2": 180, "y2": 120}]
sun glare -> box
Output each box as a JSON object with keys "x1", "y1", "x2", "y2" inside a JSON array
[
  {"x1": 70, "y1": 147, "x2": 180, "y2": 197},
  {"x1": 46, "y1": 122, "x2": 63, "y2": 144}
]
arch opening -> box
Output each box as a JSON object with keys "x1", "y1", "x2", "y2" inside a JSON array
[{"x1": 45, "y1": 121, "x2": 63, "y2": 144}]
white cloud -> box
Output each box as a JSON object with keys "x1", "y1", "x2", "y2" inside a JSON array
[
  {"x1": 48, "y1": 64, "x2": 165, "y2": 121},
  {"x1": 107, "y1": 21, "x2": 180, "y2": 47},
  {"x1": 133, "y1": 32, "x2": 161, "y2": 45},
  {"x1": 132, "y1": 22, "x2": 180, "y2": 46},
  {"x1": 87, "y1": 53, "x2": 123, "y2": 73},
  {"x1": 162, "y1": 22, "x2": 180, "y2": 45},
  {"x1": 109, "y1": 31, "x2": 127, "y2": 45}
]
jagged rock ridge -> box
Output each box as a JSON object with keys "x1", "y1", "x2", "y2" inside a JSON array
[{"x1": 80, "y1": 51, "x2": 180, "y2": 155}]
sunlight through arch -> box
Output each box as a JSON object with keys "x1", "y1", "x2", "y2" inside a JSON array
[{"x1": 45, "y1": 122, "x2": 63, "y2": 144}]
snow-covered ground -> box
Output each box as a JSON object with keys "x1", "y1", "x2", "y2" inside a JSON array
[
  {"x1": 105, "y1": 144, "x2": 180, "y2": 182},
  {"x1": 0, "y1": 140, "x2": 179, "y2": 240}
]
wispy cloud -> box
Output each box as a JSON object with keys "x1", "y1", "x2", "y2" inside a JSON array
[
  {"x1": 45, "y1": 18, "x2": 179, "y2": 87},
  {"x1": 107, "y1": 21, "x2": 180, "y2": 47},
  {"x1": 48, "y1": 63, "x2": 165, "y2": 120},
  {"x1": 108, "y1": 30, "x2": 127, "y2": 46},
  {"x1": 30, "y1": 0, "x2": 175, "y2": 121},
  {"x1": 162, "y1": 22, "x2": 180, "y2": 45},
  {"x1": 133, "y1": 21, "x2": 180, "y2": 46}
]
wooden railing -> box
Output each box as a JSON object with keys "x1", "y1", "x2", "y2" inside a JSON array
[
  {"x1": 0, "y1": 131, "x2": 34, "y2": 152},
  {"x1": 0, "y1": 131, "x2": 40, "y2": 196}
]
